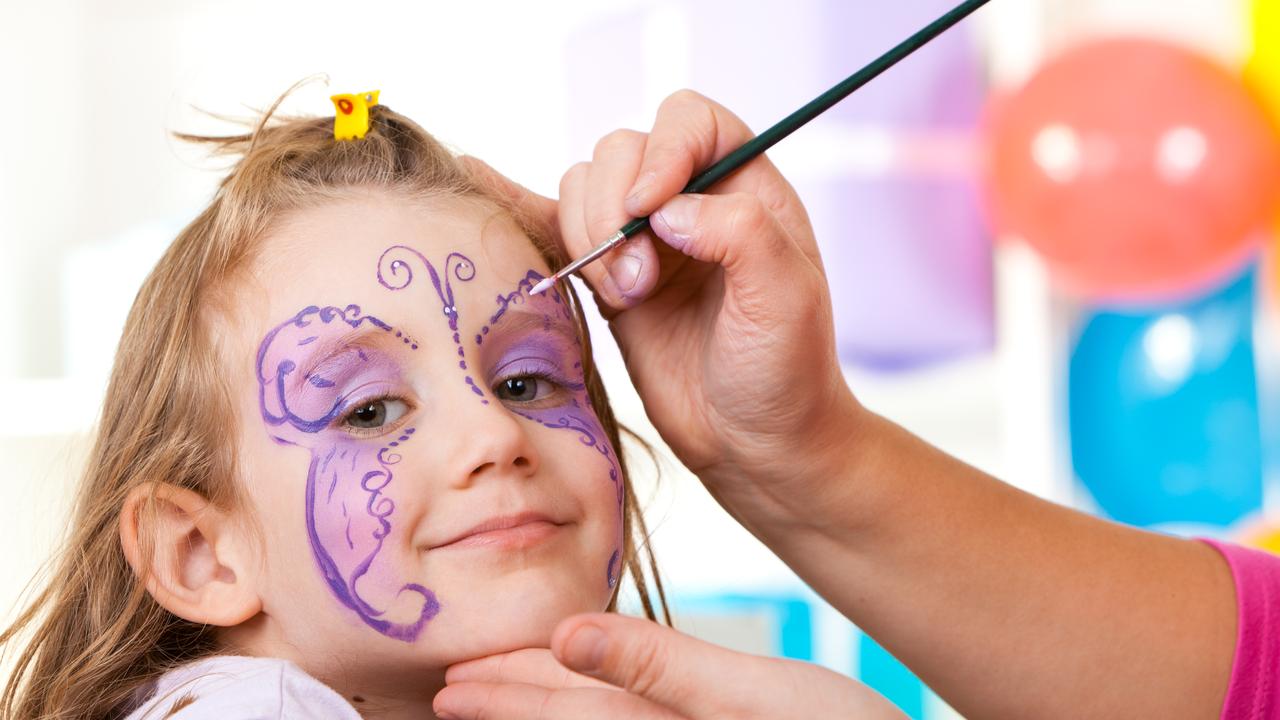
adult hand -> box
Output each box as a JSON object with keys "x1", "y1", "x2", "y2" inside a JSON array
[
  {"x1": 464, "y1": 89, "x2": 864, "y2": 536},
  {"x1": 433, "y1": 612, "x2": 905, "y2": 720}
]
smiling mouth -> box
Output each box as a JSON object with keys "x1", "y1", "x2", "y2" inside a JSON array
[{"x1": 430, "y1": 513, "x2": 567, "y2": 552}]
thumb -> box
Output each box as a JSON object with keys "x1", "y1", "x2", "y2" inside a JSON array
[
  {"x1": 551, "y1": 613, "x2": 743, "y2": 717},
  {"x1": 459, "y1": 155, "x2": 559, "y2": 243},
  {"x1": 647, "y1": 190, "x2": 809, "y2": 297}
]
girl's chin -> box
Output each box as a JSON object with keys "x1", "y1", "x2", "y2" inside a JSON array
[{"x1": 410, "y1": 601, "x2": 605, "y2": 660}]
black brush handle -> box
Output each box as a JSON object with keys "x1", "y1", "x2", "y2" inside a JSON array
[{"x1": 619, "y1": 0, "x2": 992, "y2": 241}]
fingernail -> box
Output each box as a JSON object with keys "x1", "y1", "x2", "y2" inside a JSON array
[
  {"x1": 599, "y1": 271, "x2": 635, "y2": 310},
  {"x1": 652, "y1": 195, "x2": 701, "y2": 250},
  {"x1": 624, "y1": 171, "x2": 657, "y2": 215},
  {"x1": 563, "y1": 623, "x2": 608, "y2": 673},
  {"x1": 610, "y1": 253, "x2": 642, "y2": 295}
]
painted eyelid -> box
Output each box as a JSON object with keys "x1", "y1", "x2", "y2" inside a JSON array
[
  {"x1": 492, "y1": 356, "x2": 567, "y2": 382},
  {"x1": 299, "y1": 345, "x2": 404, "y2": 391}
]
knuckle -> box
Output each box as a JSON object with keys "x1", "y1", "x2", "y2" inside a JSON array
[
  {"x1": 593, "y1": 128, "x2": 645, "y2": 158},
  {"x1": 618, "y1": 634, "x2": 669, "y2": 698},
  {"x1": 559, "y1": 161, "x2": 589, "y2": 193},
  {"x1": 532, "y1": 690, "x2": 556, "y2": 720},
  {"x1": 725, "y1": 193, "x2": 770, "y2": 235},
  {"x1": 724, "y1": 193, "x2": 787, "y2": 259},
  {"x1": 475, "y1": 683, "x2": 500, "y2": 720},
  {"x1": 654, "y1": 91, "x2": 719, "y2": 167},
  {"x1": 663, "y1": 87, "x2": 707, "y2": 111}
]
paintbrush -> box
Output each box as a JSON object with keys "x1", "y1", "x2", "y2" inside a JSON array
[{"x1": 530, "y1": 0, "x2": 992, "y2": 296}]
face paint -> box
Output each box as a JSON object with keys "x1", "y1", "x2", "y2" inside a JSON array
[
  {"x1": 257, "y1": 304, "x2": 439, "y2": 641},
  {"x1": 481, "y1": 272, "x2": 624, "y2": 591},
  {"x1": 477, "y1": 270, "x2": 567, "y2": 340},
  {"x1": 377, "y1": 246, "x2": 490, "y2": 404},
  {"x1": 376, "y1": 244, "x2": 623, "y2": 592}
]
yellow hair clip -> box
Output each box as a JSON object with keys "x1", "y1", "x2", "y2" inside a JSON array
[{"x1": 331, "y1": 90, "x2": 380, "y2": 141}]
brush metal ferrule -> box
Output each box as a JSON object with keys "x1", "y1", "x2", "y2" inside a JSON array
[{"x1": 557, "y1": 229, "x2": 628, "y2": 279}]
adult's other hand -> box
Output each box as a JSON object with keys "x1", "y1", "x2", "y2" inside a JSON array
[{"x1": 435, "y1": 612, "x2": 905, "y2": 720}]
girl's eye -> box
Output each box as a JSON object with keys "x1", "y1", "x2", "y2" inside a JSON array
[
  {"x1": 344, "y1": 398, "x2": 408, "y2": 429},
  {"x1": 494, "y1": 375, "x2": 552, "y2": 403}
]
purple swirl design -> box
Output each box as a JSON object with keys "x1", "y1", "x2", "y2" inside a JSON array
[
  {"x1": 377, "y1": 246, "x2": 488, "y2": 403},
  {"x1": 476, "y1": 270, "x2": 575, "y2": 346},
  {"x1": 607, "y1": 549, "x2": 620, "y2": 590},
  {"x1": 257, "y1": 304, "x2": 439, "y2": 641}
]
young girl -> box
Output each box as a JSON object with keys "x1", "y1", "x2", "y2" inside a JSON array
[{"x1": 0, "y1": 87, "x2": 671, "y2": 719}]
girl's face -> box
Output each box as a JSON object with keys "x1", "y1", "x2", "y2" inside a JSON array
[{"x1": 228, "y1": 190, "x2": 623, "y2": 684}]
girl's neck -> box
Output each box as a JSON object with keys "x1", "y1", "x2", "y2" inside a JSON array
[
  {"x1": 217, "y1": 613, "x2": 447, "y2": 719},
  {"x1": 323, "y1": 675, "x2": 445, "y2": 720}
]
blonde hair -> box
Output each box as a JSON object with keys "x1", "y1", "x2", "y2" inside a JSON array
[{"x1": 0, "y1": 82, "x2": 669, "y2": 720}]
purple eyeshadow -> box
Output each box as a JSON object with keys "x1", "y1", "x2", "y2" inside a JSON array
[{"x1": 281, "y1": 347, "x2": 401, "y2": 430}]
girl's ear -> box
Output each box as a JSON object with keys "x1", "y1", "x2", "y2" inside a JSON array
[{"x1": 119, "y1": 482, "x2": 263, "y2": 626}]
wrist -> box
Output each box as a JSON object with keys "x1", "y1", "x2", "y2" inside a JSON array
[{"x1": 698, "y1": 378, "x2": 879, "y2": 540}]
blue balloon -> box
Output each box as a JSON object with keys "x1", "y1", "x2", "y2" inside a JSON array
[{"x1": 1068, "y1": 268, "x2": 1263, "y2": 530}]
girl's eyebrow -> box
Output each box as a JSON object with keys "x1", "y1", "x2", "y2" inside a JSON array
[
  {"x1": 489, "y1": 308, "x2": 577, "y2": 344},
  {"x1": 294, "y1": 328, "x2": 394, "y2": 385}
]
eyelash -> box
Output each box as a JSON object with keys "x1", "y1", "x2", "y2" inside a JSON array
[
  {"x1": 492, "y1": 370, "x2": 566, "y2": 405},
  {"x1": 337, "y1": 392, "x2": 413, "y2": 438}
]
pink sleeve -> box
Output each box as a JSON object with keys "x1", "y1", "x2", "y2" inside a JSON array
[{"x1": 1200, "y1": 539, "x2": 1280, "y2": 720}]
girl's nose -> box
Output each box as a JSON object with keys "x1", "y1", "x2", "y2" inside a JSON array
[{"x1": 444, "y1": 392, "x2": 542, "y2": 489}]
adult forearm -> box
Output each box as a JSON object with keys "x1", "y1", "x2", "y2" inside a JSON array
[{"x1": 743, "y1": 409, "x2": 1236, "y2": 719}]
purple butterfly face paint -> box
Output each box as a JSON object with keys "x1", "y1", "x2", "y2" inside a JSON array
[
  {"x1": 242, "y1": 193, "x2": 632, "y2": 668},
  {"x1": 257, "y1": 304, "x2": 439, "y2": 642},
  {"x1": 375, "y1": 246, "x2": 624, "y2": 591}
]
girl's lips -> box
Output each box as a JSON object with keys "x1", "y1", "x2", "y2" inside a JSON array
[{"x1": 430, "y1": 512, "x2": 565, "y2": 551}]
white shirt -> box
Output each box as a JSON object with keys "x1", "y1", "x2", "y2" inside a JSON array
[{"x1": 121, "y1": 655, "x2": 362, "y2": 719}]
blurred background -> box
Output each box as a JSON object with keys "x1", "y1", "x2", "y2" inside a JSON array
[{"x1": 4, "y1": 1, "x2": 1280, "y2": 717}]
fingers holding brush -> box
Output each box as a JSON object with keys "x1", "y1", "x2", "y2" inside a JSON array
[
  {"x1": 558, "y1": 161, "x2": 631, "y2": 314},
  {"x1": 623, "y1": 89, "x2": 746, "y2": 216},
  {"x1": 583, "y1": 129, "x2": 662, "y2": 308},
  {"x1": 556, "y1": 90, "x2": 821, "y2": 314},
  {"x1": 624, "y1": 90, "x2": 819, "y2": 268}
]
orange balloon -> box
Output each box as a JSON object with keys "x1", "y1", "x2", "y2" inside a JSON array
[{"x1": 984, "y1": 39, "x2": 1280, "y2": 302}]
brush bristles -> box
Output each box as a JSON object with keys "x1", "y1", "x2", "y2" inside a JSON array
[{"x1": 530, "y1": 276, "x2": 555, "y2": 295}]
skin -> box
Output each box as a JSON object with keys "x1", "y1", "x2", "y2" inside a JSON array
[
  {"x1": 436, "y1": 90, "x2": 1239, "y2": 720},
  {"x1": 123, "y1": 190, "x2": 624, "y2": 719}
]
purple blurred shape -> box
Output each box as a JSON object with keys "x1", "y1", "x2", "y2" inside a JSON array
[
  {"x1": 566, "y1": 1, "x2": 993, "y2": 370},
  {"x1": 810, "y1": 173, "x2": 993, "y2": 370}
]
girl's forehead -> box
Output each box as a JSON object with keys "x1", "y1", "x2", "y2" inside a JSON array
[
  {"x1": 244, "y1": 193, "x2": 553, "y2": 347},
  {"x1": 257, "y1": 194, "x2": 548, "y2": 296}
]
